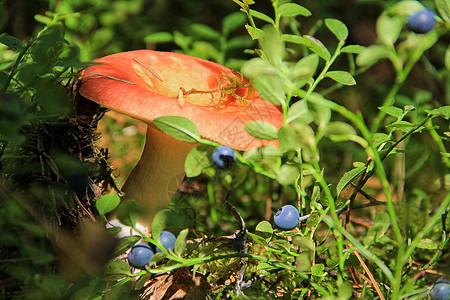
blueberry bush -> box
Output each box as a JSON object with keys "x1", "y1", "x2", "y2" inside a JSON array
[{"x1": 0, "y1": 0, "x2": 449, "y2": 299}]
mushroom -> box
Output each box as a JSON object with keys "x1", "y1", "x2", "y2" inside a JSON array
[{"x1": 77, "y1": 50, "x2": 283, "y2": 230}]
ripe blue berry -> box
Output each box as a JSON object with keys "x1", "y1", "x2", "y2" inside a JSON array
[
  {"x1": 156, "y1": 231, "x2": 177, "y2": 253},
  {"x1": 212, "y1": 145, "x2": 237, "y2": 169},
  {"x1": 127, "y1": 243, "x2": 154, "y2": 269},
  {"x1": 407, "y1": 9, "x2": 436, "y2": 34},
  {"x1": 430, "y1": 281, "x2": 450, "y2": 300},
  {"x1": 274, "y1": 205, "x2": 299, "y2": 230}
]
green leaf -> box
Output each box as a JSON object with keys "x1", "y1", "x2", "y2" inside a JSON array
[
  {"x1": 386, "y1": 120, "x2": 416, "y2": 132},
  {"x1": 241, "y1": 57, "x2": 277, "y2": 77},
  {"x1": 376, "y1": 14, "x2": 403, "y2": 45},
  {"x1": 372, "y1": 133, "x2": 391, "y2": 147},
  {"x1": 253, "y1": 75, "x2": 286, "y2": 106},
  {"x1": 386, "y1": 1, "x2": 425, "y2": 16},
  {"x1": 259, "y1": 25, "x2": 283, "y2": 65},
  {"x1": 149, "y1": 252, "x2": 167, "y2": 265},
  {"x1": 249, "y1": 9, "x2": 274, "y2": 24},
  {"x1": 278, "y1": 3, "x2": 311, "y2": 17},
  {"x1": 105, "y1": 260, "x2": 131, "y2": 280},
  {"x1": 244, "y1": 121, "x2": 278, "y2": 140},
  {"x1": 325, "y1": 71, "x2": 356, "y2": 86},
  {"x1": 364, "y1": 212, "x2": 390, "y2": 245},
  {"x1": 325, "y1": 18, "x2": 348, "y2": 41},
  {"x1": 305, "y1": 211, "x2": 321, "y2": 228},
  {"x1": 174, "y1": 228, "x2": 189, "y2": 256},
  {"x1": 278, "y1": 164, "x2": 300, "y2": 186},
  {"x1": 185, "y1": 145, "x2": 212, "y2": 177},
  {"x1": 247, "y1": 232, "x2": 270, "y2": 247},
  {"x1": 416, "y1": 238, "x2": 438, "y2": 250},
  {"x1": 302, "y1": 35, "x2": 331, "y2": 61},
  {"x1": 356, "y1": 45, "x2": 392, "y2": 67},
  {"x1": 341, "y1": 45, "x2": 365, "y2": 54},
  {"x1": 154, "y1": 116, "x2": 200, "y2": 143},
  {"x1": 245, "y1": 24, "x2": 264, "y2": 39},
  {"x1": 113, "y1": 236, "x2": 141, "y2": 257},
  {"x1": 311, "y1": 264, "x2": 325, "y2": 276},
  {"x1": 290, "y1": 54, "x2": 319, "y2": 82},
  {"x1": 227, "y1": 36, "x2": 254, "y2": 50},
  {"x1": 222, "y1": 12, "x2": 247, "y2": 34},
  {"x1": 96, "y1": 194, "x2": 120, "y2": 216},
  {"x1": 151, "y1": 208, "x2": 188, "y2": 240},
  {"x1": 144, "y1": 32, "x2": 172, "y2": 43},
  {"x1": 281, "y1": 33, "x2": 304, "y2": 44},
  {"x1": 282, "y1": 34, "x2": 330, "y2": 61},
  {"x1": 338, "y1": 282, "x2": 353, "y2": 300},
  {"x1": 278, "y1": 121, "x2": 315, "y2": 152},
  {"x1": 116, "y1": 200, "x2": 139, "y2": 227},
  {"x1": 286, "y1": 99, "x2": 314, "y2": 124},
  {"x1": 190, "y1": 23, "x2": 221, "y2": 40},
  {"x1": 0, "y1": 34, "x2": 24, "y2": 52},
  {"x1": 379, "y1": 106, "x2": 403, "y2": 118},
  {"x1": 336, "y1": 165, "x2": 366, "y2": 196},
  {"x1": 323, "y1": 121, "x2": 357, "y2": 138},
  {"x1": 436, "y1": 0, "x2": 450, "y2": 22},
  {"x1": 255, "y1": 221, "x2": 273, "y2": 241},
  {"x1": 427, "y1": 106, "x2": 450, "y2": 119}
]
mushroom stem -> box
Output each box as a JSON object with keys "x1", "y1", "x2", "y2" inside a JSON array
[{"x1": 121, "y1": 125, "x2": 196, "y2": 229}]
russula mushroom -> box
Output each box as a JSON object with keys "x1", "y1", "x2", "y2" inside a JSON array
[{"x1": 77, "y1": 50, "x2": 283, "y2": 230}]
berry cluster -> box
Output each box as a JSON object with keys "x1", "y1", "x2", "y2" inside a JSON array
[{"x1": 127, "y1": 231, "x2": 177, "y2": 269}]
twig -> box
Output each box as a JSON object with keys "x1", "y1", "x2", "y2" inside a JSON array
[
  {"x1": 88, "y1": 74, "x2": 135, "y2": 85},
  {"x1": 349, "y1": 244, "x2": 385, "y2": 300},
  {"x1": 133, "y1": 58, "x2": 164, "y2": 82}
]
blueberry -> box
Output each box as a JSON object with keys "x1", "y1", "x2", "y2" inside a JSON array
[
  {"x1": 212, "y1": 145, "x2": 237, "y2": 169},
  {"x1": 274, "y1": 205, "x2": 299, "y2": 230},
  {"x1": 430, "y1": 281, "x2": 450, "y2": 300},
  {"x1": 127, "y1": 243, "x2": 154, "y2": 269},
  {"x1": 407, "y1": 9, "x2": 436, "y2": 34},
  {"x1": 156, "y1": 231, "x2": 177, "y2": 253}
]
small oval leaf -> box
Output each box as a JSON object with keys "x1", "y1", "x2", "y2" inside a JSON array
[
  {"x1": 279, "y1": 3, "x2": 311, "y2": 17},
  {"x1": 244, "y1": 121, "x2": 279, "y2": 140},
  {"x1": 325, "y1": 71, "x2": 356, "y2": 86},
  {"x1": 154, "y1": 116, "x2": 200, "y2": 143},
  {"x1": 325, "y1": 18, "x2": 348, "y2": 41},
  {"x1": 96, "y1": 194, "x2": 121, "y2": 216}
]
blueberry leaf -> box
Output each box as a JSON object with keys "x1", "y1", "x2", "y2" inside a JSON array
[
  {"x1": 0, "y1": 34, "x2": 25, "y2": 52},
  {"x1": 185, "y1": 145, "x2": 212, "y2": 177},
  {"x1": 325, "y1": 71, "x2": 356, "y2": 86},
  {"x1": 116, "y1": 200, "x2": 139, "y2": 227},
  {"x1": 325, "y1": 18, "x2": 348, "y2": 41},
  {"x1": 379, "y1": 105, "x2": 404, "y2": 118},
  {"x1": 336, "y1": 165, "x2": 366, "y2": 196},
  {"x1": 376, "y1": 14, "x2": 403, "y2": 45},
  {"x1": 301, "y1": 35, "x2": 331, "y2": 61},
  {"x1": 356, "y1": 45, "x2": 392, "y2": 67},
  {"x1": 253, "y1": 75, "x2": 286, "y2": 106},
  {"x1": 249, "y1": 9, "x2": 275, "y2": 24},
  {"x1": 244, "y1": 121, "x2": 279, "y2": 140},
  {"x1": 427, "y1": 106, "x2": 450, "y2": 119},
  {"x1": 144, "y1": 32, "x2": 173, "y2": 43},
  {"x1": 222, "y1": 12, "x2": 247, "y2": 34},
  {"x1": 245, "y1": 24, "x2": 264, "y2": 40},
  {"x1": 154, "y1": 116, "x2": 201, "y2": 143},
  {"x1": 174, "y1": 228, "x2": 189, "y2": 256},
  {"x1": 341, "y1": 45, "x2": 365, "y2": 54},
  {"x1": 278, "y1": 3, "x2": 311, "y2": 17},
  {"x1": 96, "y1": 194, "x2": 121, "y2": 216},
  {"x1": 436, "y1": 0, "x2": 450, "y2": 22}
]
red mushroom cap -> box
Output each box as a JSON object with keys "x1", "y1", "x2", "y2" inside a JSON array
[{"x1": 78, "y1": 50, "x2": 283, "y2": 150}]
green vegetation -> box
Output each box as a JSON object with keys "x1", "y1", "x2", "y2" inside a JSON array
[{"x1": 0, "y1": 0, "x2": 449, "y2": 299}]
